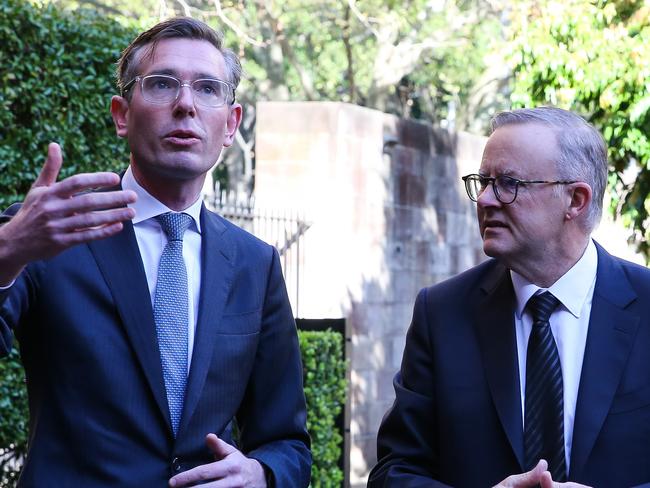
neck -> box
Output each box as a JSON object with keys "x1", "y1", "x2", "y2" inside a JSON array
[
  {"x1": 510, "y1": 236, "x2": 590, "y2": 288},
  {"x1": 131, "y1": 166, "x2": 204, "y2": 211}
]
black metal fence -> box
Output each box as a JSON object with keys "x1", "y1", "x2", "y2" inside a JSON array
[{"x1": 207, "y1": 192, "x2": 311, "y2": 316}]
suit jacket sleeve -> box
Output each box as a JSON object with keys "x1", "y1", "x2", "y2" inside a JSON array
[
  {"x1": 235, "y1": 248, "x2": 311, "y2": 487},
  {"x1": 368, "y1": 287, "x2": 452, "y2": 487},
  {"x1": 0, "y1": 203, "x2": 33, "y2": 356}
]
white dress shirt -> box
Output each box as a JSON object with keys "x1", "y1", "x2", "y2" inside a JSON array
[
  {"x1": 122, "y1": 167, "x2": 203, "y2": 372},
  {"x1": 511, "y1": 239, "x2": 598, "y2": 471}
]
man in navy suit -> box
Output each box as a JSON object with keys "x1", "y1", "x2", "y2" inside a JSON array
[
  {"x1": 0, "y1": 17, "x2": 310, "y2": 487},
  {"x1": 369, "y1": 107, "x2": 650, "y2": 487}
]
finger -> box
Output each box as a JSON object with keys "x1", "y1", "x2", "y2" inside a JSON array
[
  {"x1": 33, "y1": 142, "x2": 63, "y2": 188},
  {"x1": 539, "y1": 470, "x2": 555, "y2": 488},
  {"x1": 56, "y1": 222, "x2": 127, "y2": 247},
  {"x1": 498, "y1": 460, "x2": 547, "y2": 487},
  {"x1": 47, "y1": 190, "x2": 137, "y2": 219},
  {"x1": 24, "y1": 189, "x2": 136, "y2": 224},
  {"x1": 206, "y1": 434, "x2": 237, "y2": 460},
  {"x1": 52, "y1": 172, "x2": 123, "y2": 199},
  {"x1": 168, "y1": 460, "x2": 227, "y2": 487},
  {"x1": 55, "y1": 207, "x2": 136, "y2": 233}
]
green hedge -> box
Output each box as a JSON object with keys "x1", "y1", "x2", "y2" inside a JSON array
[
  {"x1": 299, "y1": 329, "x2": 347, "y2": 487},
  {"x1": 0, "y1": 349, "x2": 27, "y2": 487},
  {"x1": 0, "y1": 0, "x2": 135, "y2": 208},
  {"x1": 1, "y1": 331, "x2": 346, "y2": 487}
]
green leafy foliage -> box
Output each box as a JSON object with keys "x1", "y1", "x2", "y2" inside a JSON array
[
  {"x1": 509, "y1": 0, "x2": 650, "y2": 259},
  {"x1": 218, "y1": 0, "x2": 505, "y2": 129},
  {"x1": 0, "y1": 349, "x2": 27, "y2": 487},
  {"x1": 0, "y1": 0, "x2": 137, "y2": 207},
  {"x1": 67, "y1": 0, "x2": 506, "y2": 130},
  {"x1": 298, "y1": 329, "x2": 347, "y2": 488}
]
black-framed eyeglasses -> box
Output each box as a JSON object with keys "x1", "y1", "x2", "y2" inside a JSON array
[
  {"x1": 461, "y1": 173, "x2": 578, "y2": 205},
  {"x1": 122, "y1": 74, "x2": 236, "y2": 108}
]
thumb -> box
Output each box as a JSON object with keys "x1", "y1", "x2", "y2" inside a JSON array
[
  {"x1": 206, "y1": 433, "x2": 237, "y2": 460},
  {"x1": 524, "y1": 459, "x2": 548, "y2": 485},
  {"x1": 33, "y1": 142, "x2": 62, "y2": 188}
]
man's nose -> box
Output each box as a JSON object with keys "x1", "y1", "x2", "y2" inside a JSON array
[
  {"x1": 173, "y1": 84, "x2": 196, "y2": 115},
  {"x1": 476, "y1": 181, "x2": 501, "y2": 208}
]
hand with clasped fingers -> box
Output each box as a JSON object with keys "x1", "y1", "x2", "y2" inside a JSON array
[
  {"x1": 0, "y1": 142, "x2": 137, "y2": 286},
  {"x1": 494, "y1": 460, "x2": 592, "y2": 488},
  {"x1": 169, "y1": 433, "x2": 267, "y2": 488}
]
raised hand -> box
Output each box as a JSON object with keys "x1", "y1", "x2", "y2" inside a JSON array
[{"x1": 0, "y1": 142, "x2": 137, "y2": 285}]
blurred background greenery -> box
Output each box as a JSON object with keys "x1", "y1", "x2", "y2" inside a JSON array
[{"x1": 3, "y1": 0, "x2": 649, "y2": 258}]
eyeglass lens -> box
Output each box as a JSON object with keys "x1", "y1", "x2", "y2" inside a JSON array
[
  {"x1": 141, "y1": 75, "x2": 231, "y2": 107},
  {"x1": 465, "y1": 175, "x2": 518, "y2": 204}
]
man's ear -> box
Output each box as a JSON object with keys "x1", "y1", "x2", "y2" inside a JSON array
[
  {"x1": 111, "y1": 95, "x2": 129, "y2": 138},
  {"x1": 223, "y1": 103, "x2": 242, "y2": 147},
  {"x1": 565, "y1": 182, "x2": 592, "y2": 221}
]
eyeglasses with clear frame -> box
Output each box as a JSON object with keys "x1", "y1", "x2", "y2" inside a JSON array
[
  {"x1": 122, "y1": 74, "x2": 236, "y2": 108},
  {"x1": 461, "y1": 173, "x2": 578, "y2": 205}
]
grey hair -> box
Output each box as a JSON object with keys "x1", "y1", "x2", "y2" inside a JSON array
[{"x1": 491, "y1": 107, "x2": 608, "y2": 231}]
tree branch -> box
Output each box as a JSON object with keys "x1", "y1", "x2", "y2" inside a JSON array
[{"x1": 212, "y1": 0, "x2": 265, "y2": 47}]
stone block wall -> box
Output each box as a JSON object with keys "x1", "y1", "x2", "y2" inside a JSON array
[{"x1": 254, "y1": 101, "x2": 487, "y2": 485}]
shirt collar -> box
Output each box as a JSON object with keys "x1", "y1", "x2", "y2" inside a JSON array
[
  {"x1": 511, "y1": 239, "x2": 598, "y2": 319},
  {"x1": 122, "y1": 166, "x2": 202, "y2": 233}
]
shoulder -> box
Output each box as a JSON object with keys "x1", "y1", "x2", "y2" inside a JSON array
[
  {"x1": 595, "y1": 241, "x2": 650, "y2": 283},
  {"x1": 202, "y1": 207, "x2": 276, "y2": 260},
  {"x1": 416, "y1": 258, "x2": 506, "y2": 308},
  {"x1": 423, "y1": 258, "x2": 504, "y2": 296}
]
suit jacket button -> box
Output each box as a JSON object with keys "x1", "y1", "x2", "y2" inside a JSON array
[{"x1": 172, "y1": 456, "x2": 182, "y2": 472}]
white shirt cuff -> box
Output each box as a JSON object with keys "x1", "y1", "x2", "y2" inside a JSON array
[{"x1": 0, "y1": 279, "x2": 16, "y2": 290}]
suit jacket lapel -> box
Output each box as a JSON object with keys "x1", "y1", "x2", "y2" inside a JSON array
[
  {"x1": 475, "y1": 263, "x2": 525, "y2": 469},
  {"x1": 178, "y1": 206, "x2": 234, "y2": 436},
  {"x1": 87, "y1": 221, "x2": 171, "y2": 428},
  {"x1": 569, "y1": 244, "x2": 639, "y2": 479}
]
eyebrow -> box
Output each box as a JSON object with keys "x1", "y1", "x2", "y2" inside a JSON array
[
  {"x1": 479, "y1": 169, "x2": 519, "y2": 178},
  {"x1": 144, "y1": 68, "x2": 222, "y2": 80}
]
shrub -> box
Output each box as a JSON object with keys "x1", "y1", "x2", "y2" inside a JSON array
[
  {"x1": 299, "y1": 329, "x2": 347, "y2": 487},
  {"x1": 0, "y1": 0, "x2": 136, "y2": 208},
  {"x1": 0, "y1": 349, "x2": 27, "y2": 487}
]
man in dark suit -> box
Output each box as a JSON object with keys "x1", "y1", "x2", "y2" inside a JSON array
[
  {"x1": 369, "y1": 107, "x2": 650, "y2": 487},
  {"x1": 0, "y1": 17, "x2": 310, "y2": 487}
]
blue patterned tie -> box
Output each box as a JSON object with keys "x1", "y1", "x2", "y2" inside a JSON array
[
  {"x1": 524, "y1": 291, "x2": 567, "y2": 481},
  {"x1": 154, "y1": 212, "x2": 192, "y2": 437}
]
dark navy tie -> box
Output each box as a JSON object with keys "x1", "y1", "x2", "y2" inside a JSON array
[
  {"x1": 154, "y1": 212, "x2": 192, "y2": 437},
  {"x1": 524, "y1": 291, "x2": 567, "y2": 481}
]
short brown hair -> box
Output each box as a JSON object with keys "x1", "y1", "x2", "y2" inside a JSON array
[{"x1": 116, "y1": 17, "x2": 242, "y2": 97}]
